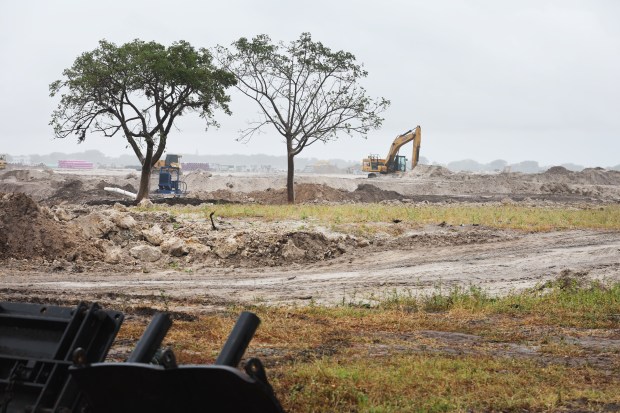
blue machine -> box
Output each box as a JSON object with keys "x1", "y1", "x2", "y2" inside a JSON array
[{"x1": 156, "y1": 166, "x2": 187, "y2": 196}]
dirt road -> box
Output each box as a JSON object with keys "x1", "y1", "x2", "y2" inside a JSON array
[{"x1": 2, "y1": 228, "x2": 618, "y2": 312}]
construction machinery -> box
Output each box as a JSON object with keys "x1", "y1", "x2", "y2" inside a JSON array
[
  {"x1": 0, "y1": 154, "x2": 6, "y2": 170},
  {"x1": 0, "y1": 301, "x2": 283, "y2": 412},
  {"x1": 155, "y1": 154, "x2": 187, "y2": 196},
  {"x1": 362, "y1": 125, "x2": 422, "y2": 177},
  {"x1": 153, "y1": 154, "x2": 182, "y2": 171}
]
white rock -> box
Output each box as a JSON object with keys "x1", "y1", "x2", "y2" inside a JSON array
[
  {"x1": 214, "y1": 236, "x2": 239, "y2": 259},
  {"x1": 161, "y1": 237, "x2": 189, "y2": 257},
  {"x1": 104, "y1": 247, "x2": 122, "y2": 264},
  {"x1": 142, "y1": 224, "x2": 164, "y2": 246},
  {"x1": 75, "y1": 213, "x2": 117, "y2": 239},
  {"x1": 129, "y1": 245, "x2": 162, "y2": 262},
  {"x1": 108, "y1": 210, "x2": 137, "y2": 230}
]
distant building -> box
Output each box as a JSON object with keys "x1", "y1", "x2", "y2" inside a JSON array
[{"x1": 58, "y1": 160, "x2": 94, "y2": 169}]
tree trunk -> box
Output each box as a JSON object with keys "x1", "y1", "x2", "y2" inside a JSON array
[
  {"x1": 135, "y1": 143, "x2": 154, "y2": 203},
  {"x1": 286, "y1": 153, "x2": 295, "y2": 204}
]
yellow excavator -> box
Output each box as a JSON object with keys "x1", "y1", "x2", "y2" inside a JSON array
[{"x1": 362, "y1": 125, "x2": 421, "y2": 177}]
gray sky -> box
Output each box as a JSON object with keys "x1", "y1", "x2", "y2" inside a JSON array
[{"x1": 1, "y1": 0, "x2": 619, "y2": 166}]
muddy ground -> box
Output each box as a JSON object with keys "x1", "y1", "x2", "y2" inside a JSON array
[{"x1": 1, "y1": 164, "x2": 619, "y2": 313}]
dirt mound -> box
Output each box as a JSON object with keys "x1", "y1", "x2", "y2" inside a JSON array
[
  {"x1": 389, "y1": 227, "x2": 513, "y2": 249},
  {"x1": 292, "y1": 183, "x2": 349, "y2": 203},
  {"x1": 577, "y1": 168, "x2": 620, "y2": 185},
  {"x1": 540, "y1": 182, "x2": 572, "y2": 194},
  {"x1": 405, "y1": 165, "x2": 453, "y2": 178},
  {"x1": 545, "y1": 166, "x2": 571, "y2": 175},
  {"x1": 49, "y1": 179, "x2": 85, "y2": 201},
  {"x1": 0, "y1": 192, "x2": 102, "y2": 261},
  {"x1": 195, "y1": 184, "x2": 352, "y2": 204},
  {"x1": 48, "y1": 179, "x2": 138, "y2": 204},
  {"x1": 0, "y1": 169, "x2": 54, "y2": 181},
  {"x1": 195, "y1": 183, "x2": 405, "y2": 204},
  {"x1": 209, "y1": 230, "x2": 354, "y2": 267},
  {"x1": 352, "y1": 184, "x2": 403, "y2": 202}
]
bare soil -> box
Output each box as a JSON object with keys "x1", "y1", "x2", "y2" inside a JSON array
[{"x1": 1, "y1": 164, "x2": 619, "y2": 313}]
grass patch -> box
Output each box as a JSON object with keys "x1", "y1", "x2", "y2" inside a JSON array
[
  {"x1": 278, "y1": 355, "x2": 616, "y2": 413},
  {"x1": 139, "y1": 204, "x2": 620, "y2": 231},
  {"x1": 378, "y1": 279, "x2": 620, "y2": 329},
  {"x1": 115, "y1": 281, "x2": 620, "y2": 412}
]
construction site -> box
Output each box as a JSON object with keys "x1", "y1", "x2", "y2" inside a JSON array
[
  {"x1": 1, "y1": 156, "x2": 620, "y2": 410},
  {"x1": 2, "y1": 0, "x2": 619, "y2": 407}
]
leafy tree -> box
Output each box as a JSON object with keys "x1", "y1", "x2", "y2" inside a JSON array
[
  {"x1": 50, "y1": 39, "x2": 236, "y2": 202},
  {"x1": 217, "y1": 33, "x2": 389, "y2": 203}
]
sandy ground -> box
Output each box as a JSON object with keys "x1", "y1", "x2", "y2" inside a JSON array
[
  {"x1": 1, "y1": 165, "x2": 619, "y2": 312},
  {"x1": 2, "y1": 228, "x2": 619, "y2": 314}
]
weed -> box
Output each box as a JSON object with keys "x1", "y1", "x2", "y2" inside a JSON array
[{"x1": 159, "y1": 289, "x2": 170, "y2": 312}]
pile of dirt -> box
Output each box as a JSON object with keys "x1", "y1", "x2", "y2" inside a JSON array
[
  {"x1": 48, "y1": 179, "x2": 138, "y2": 204},
  {"x1": 544, "y1": 166, "x2": 572, "y2": 175},
  {"x1": 193, "y1": 183, "x2": 405, "y2": 204},
  {"x1": 49, "y1": 179, "x2": 85, "y2": 201},
  {"x1": 207, "y1": 230, "x2": 356, "y2": 267},
  {"x1": 540, "y1": 182, "x2": 572, "y2": 194},
  {"x1": 405, "y1": 165, "x2": 453, "y2": 178},
  {"x1": 194, "y1": 184, "x2": 352, "y2": 204},
  {"x1": 352, "y1": 184, "x2": 403, "y2": 202},
  {"x1": 388, "y1": 226, "x2": 514, "y2": 250},
  {"x1": 577, "y1": 168, "x2": 620, "y2": 185},
  {"x1": 292, "y1": 184, "x2": 350, "y2": 203},
  {"x1": 0, "y1": 192, "x2": 103, "y2": 261}
]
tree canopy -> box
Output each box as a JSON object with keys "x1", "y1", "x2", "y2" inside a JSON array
[
  {"x1": 50, "y1": 39, "x2": 236, "y2": 201},
  {"x1": 217, "y1": 33, "x2": 389, "y2": 203}
]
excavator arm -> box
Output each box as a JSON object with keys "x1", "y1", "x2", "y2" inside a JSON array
[{"x1": 410, "y1": 125, "x2": 422, "y2": 169}]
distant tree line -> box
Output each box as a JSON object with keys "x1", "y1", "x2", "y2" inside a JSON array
[{"x1": 9, "y1": 150, "x2": 617, "y2": 173}]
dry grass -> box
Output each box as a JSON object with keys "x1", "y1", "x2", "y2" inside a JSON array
[
  {"x1": 116, "y1": 280, "x2": 620, "y2": 412},
  {"x1": 143, "y1": 204, "x2": 620, "y2": 232}
]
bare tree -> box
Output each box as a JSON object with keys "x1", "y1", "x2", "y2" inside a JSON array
[{"x1": 217, "y1": 33, "x2": 389, "y2": 203}]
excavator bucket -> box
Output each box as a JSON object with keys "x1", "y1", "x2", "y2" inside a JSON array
[{"x1": 0, "y1": 302, "x2": 283, "y2": 413}]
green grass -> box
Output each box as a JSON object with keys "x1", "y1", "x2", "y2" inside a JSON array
[
  {"x1": 120, "y1": 280, "x2": 620, "y2": 412},
  {"x1": 280, "y1": 355, "x2": 616, "y2": 413},
  {"x1": 377, "y1": 280, "x2": 620, "y2": 329},
  {"x1": 139, "y1": 204, "x2": 620, "y2": 231}
]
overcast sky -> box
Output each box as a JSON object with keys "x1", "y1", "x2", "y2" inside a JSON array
[{"x1": 1, "y1": 0, "x2": 618, "y2": 166}]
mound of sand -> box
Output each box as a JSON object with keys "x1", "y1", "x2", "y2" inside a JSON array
[
  {"x1": 0, "y1": 192, "x2": 102, "y2": 261},
  {"x1": 190, "y1": 183, "x2": 406, "y2": 204},
  {"x1": 544, "y1": 166, "x2": 572, "y2": 175},
  {"x1": 405, "y1": 165, "x2": 453, "y2": 178}
]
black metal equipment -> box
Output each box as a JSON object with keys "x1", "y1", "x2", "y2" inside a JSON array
[
  {"x1": 0, "y1": 302, "x2": 283, "y2": 413},
  {"x1": 156, "y1": 166, "x2": 187, "y2": 196},
  {"x1": 0, "y1": 302, "x2": 123, "y2": 413}
]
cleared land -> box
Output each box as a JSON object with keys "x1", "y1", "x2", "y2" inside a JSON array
[{"x1": 1, "y1": 165, "x2": 619, "y2": 411}]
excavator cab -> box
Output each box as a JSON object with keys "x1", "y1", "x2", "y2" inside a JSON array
[{"x1": 391, "y1": 155, "x2": 407, "y2": 172}]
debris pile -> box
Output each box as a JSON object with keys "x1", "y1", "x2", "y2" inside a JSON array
[{"x1": 0, "y1": 192, "x2": 102, "y2": 261}]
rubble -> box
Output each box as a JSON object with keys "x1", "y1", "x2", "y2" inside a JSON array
[{"x1": 129, "y1": 245, "x2": 162, "y2": 262}]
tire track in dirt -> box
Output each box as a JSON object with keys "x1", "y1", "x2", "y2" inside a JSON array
[{"x1": 2, "y1": 230, "x2": 618, "y2": 309}]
